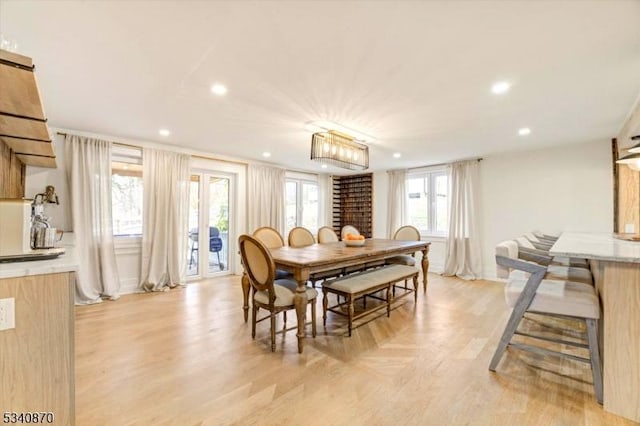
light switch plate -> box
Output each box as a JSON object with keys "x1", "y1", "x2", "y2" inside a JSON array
[{"x1": 0, "y1": 298, "x2": 15, "y2": 330}]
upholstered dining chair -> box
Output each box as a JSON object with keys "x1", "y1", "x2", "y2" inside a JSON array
[
  {"x1": 341, "y1": 225, "x2": 360, "y2": 240},
  {"x1": 385, "y1": 225, "x2": 421, "y2": 292},
  {"x1": 288, "y1": 226, "x2": 316, "y2": 247},
  {"x1": 491, "y1": 240, "x2": 602, "y2": 404},
  {"x1": 386, "y1": 225, "x2": 421, "y2": 267},
  {"x1": 252, "y1": 226, "x2": 291, "y2": 279},
  {"x1": 317, "y1": 226, "x2": 339, "y2": 243},
  {"x1": 288, "y1": 227, "x2": 342, "y2": 287},
  {"x1": 238, "y1": 234, "x2": 317, "y2": 352}
]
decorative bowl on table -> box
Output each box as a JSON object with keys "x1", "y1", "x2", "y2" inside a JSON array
[{"x1": 344, "y1": 238, "x2": 365, "y2": 247}]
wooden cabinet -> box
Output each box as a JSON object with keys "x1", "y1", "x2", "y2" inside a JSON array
[
  {"x1": 0, "y1": 49, "x2": 56, "y2": 168},
  {"x1": 332, "y1": 173, "x2": 373, "y2": 237},
  {"x1": 0, "y1": 272, "x2": 75, "y2": 425}
]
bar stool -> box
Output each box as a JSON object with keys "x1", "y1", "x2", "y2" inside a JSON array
[{"x1": 491, "y1": 240, "x2": 603, "y2": 404}]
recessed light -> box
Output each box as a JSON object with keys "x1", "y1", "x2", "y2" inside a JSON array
[
  {"x1": 491, "y1": 81, "x2": 511, "y2": 95},
  {"x1": 518, "y1": 127, "x2": 531, "y2": 136},
  {"x1": 321, "y1": 164, "x2": 328, "y2": 169},
  {"x1": 262, "y1": 152, "x2": 271, "y2": 158},
  {"x1": 158, "y1": 129, "x2": 170, "y2": 137},
  {"x1": 393, "y1": 152, "x2": 402, "y2": 158},
  {"x1": 211, "y1": 83, "x2": 228, "y2": 96}
]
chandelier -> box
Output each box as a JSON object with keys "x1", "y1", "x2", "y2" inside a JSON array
[{"x1": 310, "y1": 131, "x2": 369, "y2": 170}]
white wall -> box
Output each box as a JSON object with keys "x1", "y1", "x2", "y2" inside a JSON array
[
  {"x1": 372, "y1": 139, "x2": 613, "y2": 280},
  {"x1": 480, "y1": 139, "x2": 612, "y2": 279},
  {"x1": 25, "y1": 134, "x2": 71, "y2": 231}
]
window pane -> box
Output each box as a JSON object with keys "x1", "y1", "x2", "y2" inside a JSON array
[
  {"x1": 209, "y1": 177, "x2": 229, "y2": 273},
  {"x1": 187, "y1": 176, "x2": 200, "y2": 276},
  {"x1": 301, "y1": 183, "x2": 319, "y2": 233},
  {"x1": 285, "y1": 181, "x2": 298, "y2": 235},
  {"x1": 407, "y1": 176, "x2": 429, "y2": 233},
  {"x1": 435, "y1": 174, "x2": 448, "y2": 233},
  {"x1": 112, "y1": 172, "x2": 143, "y2": 236}
]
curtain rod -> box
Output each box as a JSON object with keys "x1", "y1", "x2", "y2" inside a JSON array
[
  {"x1": 407, "y1": 157, "x2": 483, "y2": 171},
  {"x1": 57, "y1": 131, "x2": 248, "y2": 166}
]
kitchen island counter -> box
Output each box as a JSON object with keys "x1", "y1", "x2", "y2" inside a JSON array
[{"x1": 0, "y1": 233, "x2": 77, "y2": 279}]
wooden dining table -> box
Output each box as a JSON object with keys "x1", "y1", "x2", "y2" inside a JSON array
[{"x1": 241, "y1": 238, "x2": 431, "y2": 353}]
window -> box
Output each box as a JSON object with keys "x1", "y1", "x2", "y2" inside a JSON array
[
  {"x1": 406, "y1": 169, "x2": 448, "y2": 236},
  {"x1": 285, "y1": 179, "x2": 319, "y2": 236},
  {"x1": 112, "y1": 148, "x2": 143, "y2": 236}
]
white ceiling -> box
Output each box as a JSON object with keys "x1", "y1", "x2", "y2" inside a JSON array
[{"x1": 1, "y1": 1, "x2": 639, "y2": 172}]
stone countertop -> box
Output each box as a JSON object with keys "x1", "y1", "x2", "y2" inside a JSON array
[
  {"x1": 550, "y1": 232, "x2": 640, "y2": 263},
  {"x1": 0, "y1": 233, "x2": 78, "y2": 279}
]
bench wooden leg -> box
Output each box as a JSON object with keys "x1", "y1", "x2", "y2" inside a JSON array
[
  {"x1": 386, "y1": 286, "x2": 391, "y2": 317},
  {"x1": 283, "y1": 311, "x2": 287, "y2": 330},
  {"x1": 348, "y1": 296, "x2": 355, "y2": 337}
]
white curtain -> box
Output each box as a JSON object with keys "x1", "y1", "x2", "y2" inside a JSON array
[
  {"x1": 65, "y1": 135, "x2": 120, "y2": 304},
  {"x1": 247, "y1": 164, "x2": 285, "y2": 235},
  {"x1": 386, "y1": 169, "x2": 407, "y2": 238},
  {"x1": 140, "y1": 148, "x2": 191, "y2": 291},
  {"x1": 443, "y1": 160, "x2": 482, "y2": 280},
  {"x1": 318, "y1": 173, "x2": 333, "y2": 227}
]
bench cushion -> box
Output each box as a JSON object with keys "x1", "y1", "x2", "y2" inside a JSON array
[
  {"x1": 323, "y1": 264, "x2": 417, "y2": 294},
  {"x1": 505, "y1": 274, "x2": 599, "y2": 319}
]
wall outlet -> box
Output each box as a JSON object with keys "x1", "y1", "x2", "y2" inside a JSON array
[
  {"x1": 625, "y1": 223, "x2": 636, "y2": 234},
  {"x1": 0, "y1": 298, "x2": 15, "y2": 331}
]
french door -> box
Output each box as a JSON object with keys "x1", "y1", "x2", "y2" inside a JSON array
[{"x1": 187, "y1": 172, "x2": 233, "y2": 278}]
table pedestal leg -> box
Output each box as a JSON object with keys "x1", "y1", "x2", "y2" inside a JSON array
[{"x1": 293, "y1": 273, "x2": 309, "y2": 354}]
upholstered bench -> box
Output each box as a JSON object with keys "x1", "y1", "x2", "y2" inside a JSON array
[{"x1": 322, "y1": 264, "x2": 419, "y2": 336}]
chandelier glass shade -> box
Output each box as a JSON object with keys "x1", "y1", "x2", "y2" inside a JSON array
[{"x1": 310, "y1": 131, "x2": 369, "y2": 170}]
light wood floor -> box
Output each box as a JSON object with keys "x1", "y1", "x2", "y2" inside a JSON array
[{"x1": 75, "y1": 273, "x2": 636, "y2": 426}]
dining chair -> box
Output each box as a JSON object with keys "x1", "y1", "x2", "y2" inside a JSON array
[
  {"x1": 341, "y1": 225, "x2": 360, "y2": 240},
  {"x1": 253, "y1": 226, "x2": 286, "y2": 248},
  {"x1": 288, "y1": 226, "x2": 342, "y2": 287},
  {"x1": 385, "y1": 225, "x2": 421, "y2": 293},
  {"x1": 386, "y1": 225, "x2": 421, "y2": 267},
  {"x1": 288, "y1": 226, "x2": 315, "y2": 247},
  {"x1": 317, "y1": 226, "x2": 339, "y2": 243},
  {"x1": 238, "y1": 234, "x2": 317, "y2": 352},
  {"x1": 252, "y1": 226, "x2": 291, "y2": 279},
  {"x1": 491, "y1": 240, "x2": 602, "y2": 403}
]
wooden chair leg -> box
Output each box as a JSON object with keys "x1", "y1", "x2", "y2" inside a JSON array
[
  {"x1": 413, "y1": 275, "x2": 418, "y2": 302},
  {"x1": 270, "y1": 313, "x2": 276, "y2": 352},
  {"x1": 251, "y1": 305, "x2": 258, "y2": 339},
  {"x1": 311, "y1": 300, "x2": 317, "y2": 338},
  {"x1": 283, "y1": 311, "x2": 287, "y2": 330},
  {"x1": 586, "y1": 318, "x2": 603, "y2": 404},
  {"x1": 322, "y1": 288, "x2": 328, "y2": 326},
  {"x1": 489, "y1": 269, "x2": 545, "y2": 371}
]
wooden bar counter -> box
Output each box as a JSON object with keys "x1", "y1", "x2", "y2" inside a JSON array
[{"x1": 550, "y1": 232, "x2": 640, "y2": 422}]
